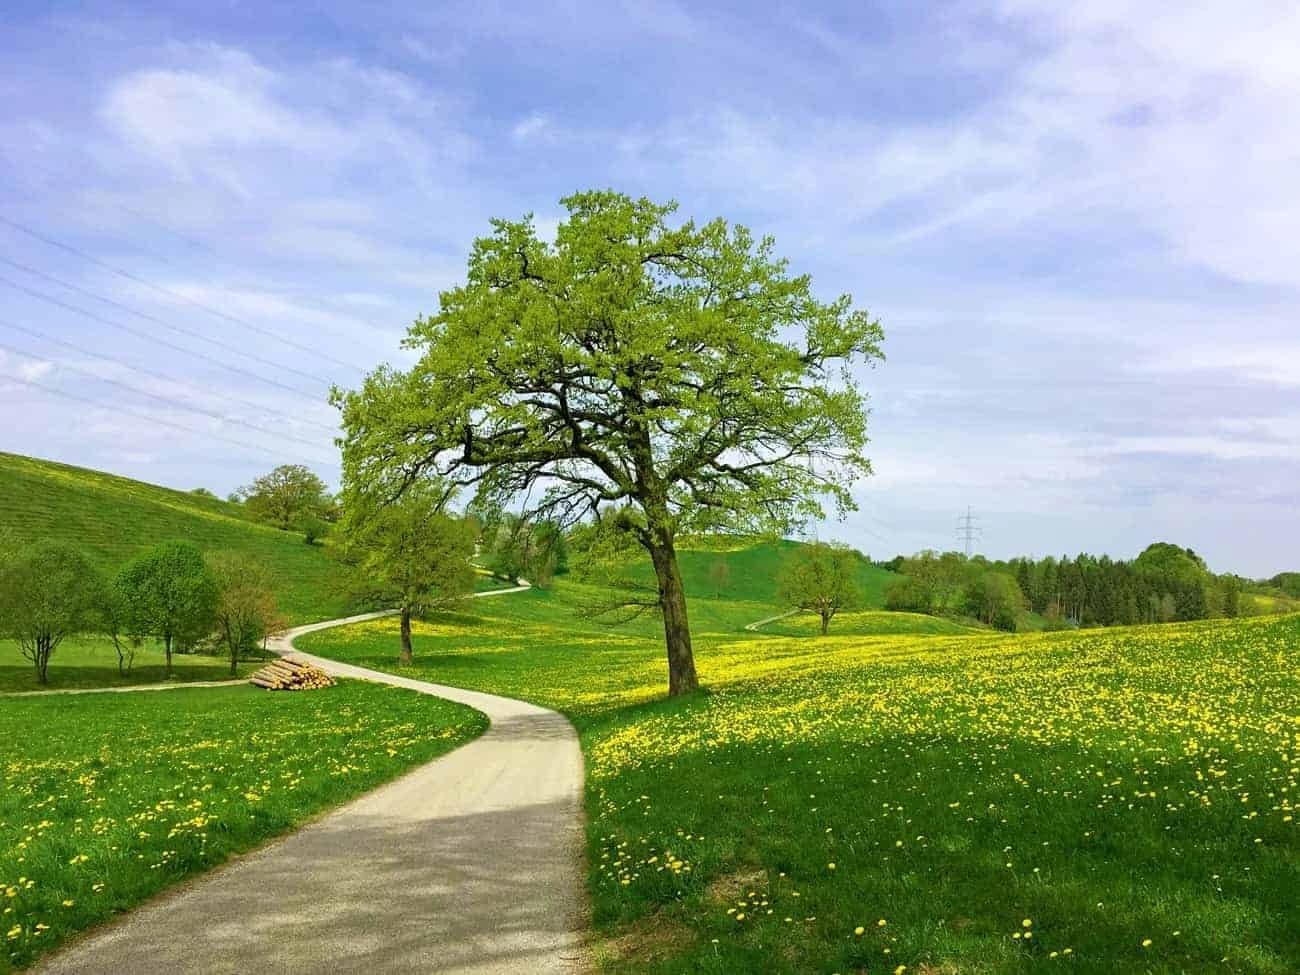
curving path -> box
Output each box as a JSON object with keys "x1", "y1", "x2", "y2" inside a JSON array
[
  {"x1": 38, "y1": 606, "x2": 589, "y2": 975},
  {"x1": 743, "y1": 608, "x2": 799, "y2": 631}
]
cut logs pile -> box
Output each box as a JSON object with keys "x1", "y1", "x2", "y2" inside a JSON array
[{"x1": 248, "y1": 656, "x2": 335, "y2": 691}]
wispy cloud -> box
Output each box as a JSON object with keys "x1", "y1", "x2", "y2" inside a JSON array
[{"x1": 0, "y1": 1, "x2": 1296, "y2": 574}]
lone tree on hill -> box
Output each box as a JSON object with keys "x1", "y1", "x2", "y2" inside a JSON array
[
  {"x1": 0, "y1": 541, "x2": 104, "y2": 684},
  {"x1": 777, "y1": 542, "x2": 863, "y2": 635},
  {"x1": 340, "y1": 483, "x2": 478, "y2": 665},
  {"x1": 114, "y1": 540, "x2": 219, "y2": 676},
  {"x1": 334, "y1": 190, "x2": 883, "y2": 695},
  {"x1": 237, "y1": 465, "x2": 333, "y2": 534}
]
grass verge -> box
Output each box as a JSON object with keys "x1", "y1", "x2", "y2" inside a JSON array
[{"x1": 1, "y1": 681, "x2": 486, "y2": 971}]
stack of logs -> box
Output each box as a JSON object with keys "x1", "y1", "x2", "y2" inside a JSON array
[{"x1": 249, "y1": 656, "x2": 335, "y2": 691}]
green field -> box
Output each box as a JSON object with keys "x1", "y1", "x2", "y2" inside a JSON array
[
  {"x1": 0, "y1": 452, "x2": 353, "y2": 624},
  {"x1": 302, "y1": 584, "x2": 1300, "y2": 974},
  {"x1": 0, "y1": 681, "x2": 486, "y2": 972}
]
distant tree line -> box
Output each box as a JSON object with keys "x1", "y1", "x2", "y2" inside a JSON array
[
  {"x1": 1006, "y1": 543, "x2": 1244, "y2": 625},
  {"x1": 883, "y1": 541, "x2": 1255, "y2": 632},
  {"x1": 1270, "y1": 572, "x2": 1300, "y2": 599}
]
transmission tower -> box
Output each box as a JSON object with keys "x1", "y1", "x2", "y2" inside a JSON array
[{"x1": 956, "y1": 506, "x2": 982, "y2": 558}]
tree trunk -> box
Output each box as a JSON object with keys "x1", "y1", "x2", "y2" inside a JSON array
[
  {"x1": 164, "y1": 632, "x2": 173, "y2": 677},
  {"x1": 820, "y1": 610, "x2": 830, "y2": 635},
  {"x1": 35, "y1": 635, "x2": 51, "y2": 684},
  {"x1": 647, "y1": 533, "x2": 699, "y2": 696},
  {"x1": 399, "y1": 607, "x2": 413, "y2": 666}
]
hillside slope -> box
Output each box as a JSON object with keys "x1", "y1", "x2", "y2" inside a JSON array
[
  {"x1": 0, "y1": 452, "x2": 351, "y2": 623},
  {"x1": 620, "y1": 536, "x2": 896, "y2": 608}
]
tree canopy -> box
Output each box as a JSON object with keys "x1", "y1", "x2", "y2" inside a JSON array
[
  {"x1": 0, "y1": 541, "x2": 104, "y2": 683},
  {"x1": 335, "y1": 190, "x2": 882, "y2": 694},
  {"x1": 777, "y1": 542, "x2": 863, "y2": 634},
  {"x1": 208, "y1": 551, "x2": 284, "y2": 675},
  {"x1": 114, "y1": 540, "x2": 219, "y2": 676},
  {"x1": 340, "y1": 483, "x2": 477, "y2": 665},
  {"x1": 237, "y1": 465, "x2": 333, "y2": 535}
]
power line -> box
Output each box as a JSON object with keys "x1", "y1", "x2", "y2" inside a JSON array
[
  {"x1": 0, "y1": 334, "x2": 335, "y2": 455},
  {"x1": 0, "y1": 373, "x2": 332, "y2": 467},
  {"x1": 0, "y1": 270, "x2": 327, "y2": 401},
  {"x1": 956, "y1": 505, "x2": 982, "y2": 558},
  {"x1": 0, "y1": 214, "x2": 365, "y2": 375},
  {"x1": 3, "y1": 154, "x2": 402, "y2": 348},
  {"x1": 0, "y1": 317, "x2": 340, "y2": 436},
  {"x1": 0, "y1": 258, "x2": 332, "y2": 393}
]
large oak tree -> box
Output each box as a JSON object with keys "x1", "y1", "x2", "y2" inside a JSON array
[{"x1": 335, "y1": 191, "x2": 882, "y2": 695}]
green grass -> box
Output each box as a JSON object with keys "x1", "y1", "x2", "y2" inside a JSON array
[
  {"x1": 0, "y1": 452, "x2": 353, "y2": 624},
  {"x1": 618, "y1": 538, "x2": 896, "y2": 608},
  {"x1": 302, "y1": 584, "x2": 1300, "y2": 974},
  {"x1": 0, "y1": 680, "x2": 486, "y2": 972},
  {"x1": 760, "y1": 609, "x2": 978, "y2": 638},
  {"x1": 1243, "y1": 592, "x2": 1300, "y2": 616},
  {"x1": 0, "y1": 637, "x2": 259, "y2": 694}
]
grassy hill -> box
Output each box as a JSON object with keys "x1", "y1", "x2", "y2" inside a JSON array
[
  {"x1": 0, "y1": 452, "x2": 351, "y2": 624},
  {"x1": 619, "y1": 536, "x2": 896, "y2": 608}
]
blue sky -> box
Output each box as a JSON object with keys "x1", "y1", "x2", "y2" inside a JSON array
[{"x1": 1, "y1": 1, "x2": 1297, "y2": 576}]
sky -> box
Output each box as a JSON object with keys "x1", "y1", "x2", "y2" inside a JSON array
[{"x1": 0, "y1": 1, "x2": 1296, "y2": 577}]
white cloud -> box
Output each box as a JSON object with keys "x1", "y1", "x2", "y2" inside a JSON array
[
  {"x1": 17, "y1": 358, "x2": 54, "y2": 381},
  {"x1": 512, "y1": 112, "x2": 552, "y2": 142},
  {"x1": 600, "y1": 2, "x2": 1300, "y2": 292}
]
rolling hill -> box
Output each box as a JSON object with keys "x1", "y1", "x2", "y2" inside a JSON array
[
  {"x1": 621, "y1": 535, "x2": 896, "y2": 608},
  {"x1": 0, "y1": 452, "x2": 352, "y2": 623}
]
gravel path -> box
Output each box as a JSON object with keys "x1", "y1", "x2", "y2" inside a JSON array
[{"x1": 37, "y1": 608, "x2": 589, "y2": 975}]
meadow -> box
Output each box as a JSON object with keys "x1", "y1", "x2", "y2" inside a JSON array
[
  {"x1": 302, "y1": 584, "x2": 1300, "y2": 974},
  {"x1": 0, "y1": 681, "x2": 486, "y2": 972},
  {"x1": 0, "y1": 452, "x2": 353, "y2": 624}
]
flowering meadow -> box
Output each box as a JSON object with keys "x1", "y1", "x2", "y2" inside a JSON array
[
  {"x1": 0, "y1": 682, "x2": 486, "y2": 971},
  {"x1": 303, "y1": 585, "x2": 1300, "y2": 974}
]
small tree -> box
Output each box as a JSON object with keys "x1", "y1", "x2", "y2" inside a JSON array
[
  {"x1": 237, "y1": 465, "x2": 333, "y2": 534},
  {"x1": 962, "y1": 571, "x2": 1025, "y2": 630},
  {"x1": 901, "y1": 551, "x2": 967, "y2": 615},
  {"x1": 208, "y1": 552, "x2": 284, "y2": 675},
  {"x1": 342, "y1": 483, "x2": 478, "y2": 665},
  {"x1": 708, "y1": 558, "x2": 732, "y2": 597},
  {"x1": 115, "y1": 541, "x2": 220, "y2": 676},
  {"x1": 0, "y1": 541, "x2": 104, "y2": 684},
  {"x1": 777, "y1": 542, "x2": 862, "y2": 635},
  {"x1": 102, "y1": 585, "x2": 140, "y2": 675},
  {"x1": 884, "y1": 574, "x2": 932, "y2": 614}
]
